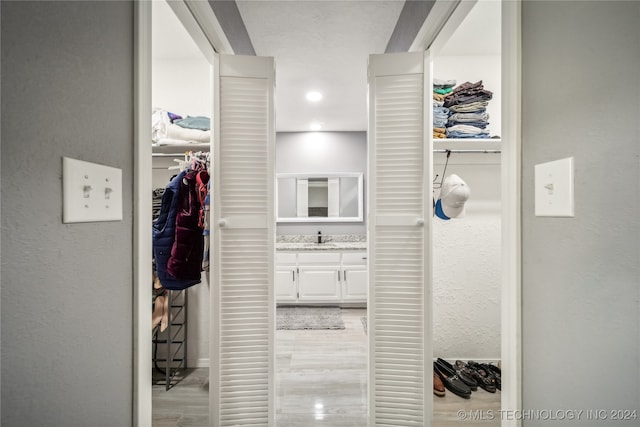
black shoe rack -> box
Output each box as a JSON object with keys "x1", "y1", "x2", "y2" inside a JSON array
[{"x1": 152, "y1": 289, "x2": 188, "y2": 391}]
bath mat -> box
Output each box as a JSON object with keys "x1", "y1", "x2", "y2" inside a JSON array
[{"x1": 276, "y1": 306, "x2": 345, "y2": 330}]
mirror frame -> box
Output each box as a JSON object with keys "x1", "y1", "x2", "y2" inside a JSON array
[{"x1": 276, "y1": 172, "x2": 364, "y2": 223}]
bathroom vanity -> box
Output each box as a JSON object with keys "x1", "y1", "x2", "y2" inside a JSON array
[{"x1": 275, "y1": 237, "x2": 367, "y2": 305}]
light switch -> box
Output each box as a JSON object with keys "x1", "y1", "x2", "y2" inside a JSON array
[
  {"x1": 63, "y1": 157, "x2": 123, "y2": 223},
  {"x1": 534, "y1": 157, "x2": 574, "y2": 217}
]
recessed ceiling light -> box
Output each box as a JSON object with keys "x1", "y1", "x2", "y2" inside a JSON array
[
  {"x1": 306, "y1": 91, "x2": 323, "y2": 102},
  {"x1": 310, "y1": 122, "x2": 322, "y2": 131}
]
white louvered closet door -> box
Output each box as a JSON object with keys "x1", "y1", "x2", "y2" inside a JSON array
[
  {"x1": 368, "y1": 51, "x2": 432, "y2": 426},
  {"x1": 212, "y1": 54, "x2": 275, "y2": 427}
]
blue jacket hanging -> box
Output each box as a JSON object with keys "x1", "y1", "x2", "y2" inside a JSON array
[{"x1": 153, "y1": 171, "x2": 201, "y2": 290}]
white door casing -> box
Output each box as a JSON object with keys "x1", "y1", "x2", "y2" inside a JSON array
[{"x1": 134, "y1": 2, "x2": 522, "y2": 425}]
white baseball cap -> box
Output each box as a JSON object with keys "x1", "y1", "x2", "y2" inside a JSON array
[{"x1": 435, "y1": 174, "x2": 470, "y2": 220}]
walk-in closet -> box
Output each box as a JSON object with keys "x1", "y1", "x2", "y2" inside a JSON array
[
  {"x1": 151, "y1": 2, "x2": 211, "y2": 423},
  {"x1": 430, "y1": 1, "x2": 503, "y2": 423}
]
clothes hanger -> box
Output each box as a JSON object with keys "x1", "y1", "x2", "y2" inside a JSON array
[
  {"x1": 432, "y1": 150, "x2": 452, "y2": 214},
  {"x1": 433, "y1": 150, "x2": 452, "y2": 189}
]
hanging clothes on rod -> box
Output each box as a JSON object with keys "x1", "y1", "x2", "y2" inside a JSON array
[{"x1": 153, "y1": 151, "x2": 210, "y2": 290}]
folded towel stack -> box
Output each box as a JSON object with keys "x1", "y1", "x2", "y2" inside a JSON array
[{"x1": 152, "y1": 109, "x2": 212, "y2": 145}]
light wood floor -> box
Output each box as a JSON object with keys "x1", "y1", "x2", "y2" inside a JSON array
[{"x1": 152, "y1": 308, "x2": 500, "y2": 426}]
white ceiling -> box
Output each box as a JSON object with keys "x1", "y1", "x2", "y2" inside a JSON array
[
  {"x1": 152, "y1": 0, "x2": 501, "y2": 132},
  {"x1": 236, "y1": 0, "x2": 405, "y2": 132}
]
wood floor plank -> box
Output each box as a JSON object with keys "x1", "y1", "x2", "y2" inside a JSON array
[{"x1": 153, "y1": 308, "x2": 500, "y2": 426}]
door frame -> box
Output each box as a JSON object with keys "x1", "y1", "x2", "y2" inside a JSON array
[
  {"x1": 133, "y1": 1, "x2": 522, "y2": 425},
  {"x1": 133, "y1": 1, "x2": 232, "y2": 425},
  {"x1": 412, "y1": 1, "x2": 523, "y2": 425}
]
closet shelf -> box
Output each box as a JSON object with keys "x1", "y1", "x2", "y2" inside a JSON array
[
  {"x1": 152, "y1": 142, "x2": 210, "y2": 155},
  {"x1": 433, "y1": 139, "x2": 501, "y2": 153}
]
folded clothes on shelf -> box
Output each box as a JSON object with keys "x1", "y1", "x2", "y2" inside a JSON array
[
  {"x1": 446, "y1": 124, "x2": 489, "y2": 139},
  {"x1": 448, "y1": 101, "x2": 488, "y2": 113}
]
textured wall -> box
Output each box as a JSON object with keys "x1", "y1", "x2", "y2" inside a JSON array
[
  {"x1": 276, "y1": 131, "x2": 367, "y2": 236},
  {"x1": 432, "y1": 156, "x2": 501, "y2": 360},
  {"x1": 1, "y1": 2, "x2": 134, "y2": 425},
  {"x1": 521, "y1": 1, "x2": 640, "y2": 423}
]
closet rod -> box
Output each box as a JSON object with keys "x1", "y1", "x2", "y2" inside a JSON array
[
  {"x1": 434, "y1": 149, "x2": 501, "y2": 154},
  {"x1": 152, "y1": 153, "x2": 188, "y2": 157}
]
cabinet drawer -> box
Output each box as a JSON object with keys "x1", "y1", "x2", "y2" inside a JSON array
[
  {"x1": 275, "y1": 252, "x2": 297, "y2": 265},
  {"x1": 297, "y1": 252, "x2": 341, "y2": 265},
  {"x1": 341, "y1": 252, "x2": 368, "y2": 265}
]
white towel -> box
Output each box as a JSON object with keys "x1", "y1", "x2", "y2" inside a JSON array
[{"x1": 166, "y1": 123, "x2": 211, "y2": 143}]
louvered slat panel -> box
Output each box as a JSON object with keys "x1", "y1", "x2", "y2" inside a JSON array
[
  {"x1": 369, "y1": 52, "x2": 426, "y2": 426},
  {"x1": 374, "y1": 74, "x2": 424, "y2": 217},
  {"x1": 220, "y1": 77, "x2": 269, "y2": 216},
  {"x1": 215, "y1": 56, "x2": 274, "y2": 427}
]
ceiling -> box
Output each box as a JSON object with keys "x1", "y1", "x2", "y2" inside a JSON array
[
  {"x1": 153, "y1": 0, "x2": 501, "y2": 132},
  {"x1": 236, "y1": 0, "x2": 405, "y2": 132}
]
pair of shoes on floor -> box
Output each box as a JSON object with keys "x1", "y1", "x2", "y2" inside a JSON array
[
  {"x1": 458, "y1": 360, "x2": 501, "y2": 392},
  {"x1": 478, "y1": 361, "x2": 501, "y2": 390},
  {"x1": 437, "y1": 358, "x2": 478, "y2": 391},
  {"x1": 433, "y1": 371, "x2": 446, "y2": 397},
  {"x1": 434, "y1": 360, "x2": 472, "y2": 399}
]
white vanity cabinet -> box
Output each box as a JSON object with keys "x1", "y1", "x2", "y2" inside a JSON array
[
  {"x1": 275, "y1": 251, "x2": 367, "y2": 304},
  {"x1": 275, "y1": 253, "x2": 297, "y2": 302},
  {"x1": 297, "y1": 252, "x2": 342, "y2": 302},
  {"x1": 341, "y1": 252, "x2": 368, "y2": 302}
]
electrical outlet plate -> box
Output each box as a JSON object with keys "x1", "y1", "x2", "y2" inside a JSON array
[
  {"x1": 62, "y1": 157, "x2": 123, "y2": 223},
  {"x1": 534, "y1": 157, "x2": 574, "y2": 217}
]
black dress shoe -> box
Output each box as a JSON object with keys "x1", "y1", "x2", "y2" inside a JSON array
[
  {"x1": 437, "y1": 358, "x2": 478, "y2": 391},
  {"x1": 467, "y1": 361, "x2": 497, "y2": 393},
  {"x1": 433, "y1": 362, "x2": 472, "y2": 399},
  {"x1": 482, "y1": 363, "x2": 501, "y2": 390}
]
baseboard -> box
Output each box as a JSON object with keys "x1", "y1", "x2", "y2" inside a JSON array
[
  {"x1": 188, "y1": 357, "x2": 210, "y2": 368},
  {"x1": 434, "y1": 357, "x2": 501, "y2": 365}
]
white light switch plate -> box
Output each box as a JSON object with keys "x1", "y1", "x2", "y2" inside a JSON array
[
  {"x1": 534, "y1": 157, "x2": 574, "y2": 217},
  {"x1": 63, "y1": 157, "x2": 123, "y2": 223}
]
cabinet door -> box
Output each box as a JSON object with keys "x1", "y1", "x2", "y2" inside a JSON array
[
  {"x1": 275, "y1": 268, "x2": 297, "y2": 302},
  {"x1": 342, "y1": 266, "x2": 368, "y2": 302},
  {"x1": 298, "y1": 266, "x2": 340, "y2": 302}
]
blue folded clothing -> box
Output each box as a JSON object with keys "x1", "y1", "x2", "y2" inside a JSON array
[{"x1": 174, "y1": 116, "x2": 211, "y2": 131}]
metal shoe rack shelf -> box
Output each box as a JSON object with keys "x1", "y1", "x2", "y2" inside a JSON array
[{"x1": 152, "y1": 289, "x2": 188, "y2": 390}]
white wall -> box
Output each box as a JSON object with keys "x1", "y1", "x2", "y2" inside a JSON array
[
  {"x1": 276, "y1": 131, "x2": 367, "y2": 236},
  {"x1": 433, "y1": 55, "x2": 502, "y2": 138},
  {"x1": 432, "y1": 154, "x2": 501, "y2": 360},
  {"x1": 152, "y1": 57, "x2": 211, "y2": 117}
]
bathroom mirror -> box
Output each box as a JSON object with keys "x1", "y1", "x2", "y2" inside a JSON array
[{"x1": 276, "y1": 173, "x2": 363, "y2": 222}]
